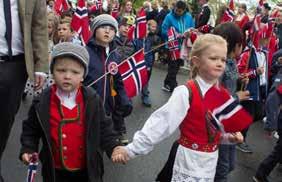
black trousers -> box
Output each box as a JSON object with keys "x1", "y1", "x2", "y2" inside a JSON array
[
  {"x1": 53, "y1": 169, "x2": 88, "y2": 182},
  {"x1": 255, "y1": 130, "x2": 282, "y2": 178},
  {"x1": 0, "y1": 60, "x2": 27, "y2": 182},
  {"x1": 163, "y1": 59, "x2": 183, "y2": 91}
]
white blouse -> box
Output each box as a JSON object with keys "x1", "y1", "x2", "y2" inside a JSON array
[{"x1": 125, "y1": 76, "x2": 214, "y2": 158}]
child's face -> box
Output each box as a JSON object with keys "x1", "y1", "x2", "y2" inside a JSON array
[
  {"x1": 125, "y1": 1, "x2": 133, "y2": 13},
  {"x1": 278, "y1": 57, "x2": 282, "y2": 64},
  {"x1": 148, "y1": 23, "x2": 157, "y2": 33},
  {"x1": 119, "y1": 24, "x2": 130, "y2": 37},
  {"x1": 48, "y1": 21, "x2": 54, "y2": 37},
  {"x1": 58, "y1": 23, "x2": 73, "y2": 41},
  {"x1": 53, "y1": 57, "x2": 84, "y2": 93},
  {"x1": 95, "y1": 25, "x2": 116, "y2": 45},
  {"x1": 193, "y1": 43, "x2": 227, "y2": 83}
]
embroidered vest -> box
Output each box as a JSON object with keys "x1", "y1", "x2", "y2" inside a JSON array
[
  {"x1": 49, "y1": 86, "x2": 86, "y2": 171},
  {"x1": 179, "y1": 80, "x2": 231, "y2": 152}
]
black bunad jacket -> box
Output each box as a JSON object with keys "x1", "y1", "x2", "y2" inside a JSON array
[{"x1": 19, "y1": 86, "x2": 120, "y2": 182}]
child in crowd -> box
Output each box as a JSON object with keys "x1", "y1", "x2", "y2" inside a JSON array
[
  {"x1": 237, "y1": 27, "x2": 269, "y2": 153},
  {"x1": 20, "y1": 42, "x2": 123, "y2": 182},
  {"x1": 253, "y1": 63, "x2": 282, "y2": 182},
  {"x1": 138, "y1": 19, "x2": 161, "y2": 107},
  {"x1": 57, "y1": 17, "x2": 81, "y2": 45},
  {"x1": 114, "y1": 16, "x2": 136, "y2": 61},
  {"x1": 112, "y1": 34, "x2": 252, "y2": 181},
  {"x1": 213, "y1": 22, "x2": 250, "y2": 182},
  {"x1": 84, "y1": 14, "x2": 132, "y2": 145}
]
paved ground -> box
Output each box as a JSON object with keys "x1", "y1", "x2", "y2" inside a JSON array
[{"x1": 1, "y1": 66, "x2": 282, "y2": 182}]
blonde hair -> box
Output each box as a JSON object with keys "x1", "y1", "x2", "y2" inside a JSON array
[{"x1": 190, "y1": 34, "x2": 227, "y2": 78}]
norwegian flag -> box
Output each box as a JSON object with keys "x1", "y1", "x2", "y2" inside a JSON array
[
  {"x1": 88, "y1": 0, "x2": 102, "y2": 12},
  {"x1": 211, "y1": 97, "x2": 253, "y2": 133},
  {"x1": 221, "y1": 8, "x2": 235, "y2": 23},
  {"x1": 71, "y1": 0, "x2": 91, "y2": 45},
  {"x1": 111, "y1": 2, "x2": 120, "y2": 19},
  {"x1": 167, "y1": 27, "x2": 180, "y2": 60},
  {"x1": 229, "y1": 0, "x2": 235, "y2": 11},
  {"x1": 118, "y1": 49, "x2": 148, "y2": 98},
  {"x1": 54, "y1": 0, "x2": 69, "y2": 16},
  {"x1": 26, "y1": 153, "x2": 38, "y2": 182},
  {"x1": 128, "y1": 8, "x2": 147, "y2": 40}
]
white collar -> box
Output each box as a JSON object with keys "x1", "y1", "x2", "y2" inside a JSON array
[
  {"x1": 56, "y1": 88, "x2": 78, "y2": 110},
  {"x1": 195, "y1": 76, "x2": 217, "y2": 96}
]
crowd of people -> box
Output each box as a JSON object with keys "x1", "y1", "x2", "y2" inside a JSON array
[{"x1": 1, "y1": 0, "x2": 282, "y2": 182}]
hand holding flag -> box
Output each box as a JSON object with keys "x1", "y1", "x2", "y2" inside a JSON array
[{"x1": 26, "y1": 153, "x2": 38, "y2": 182}]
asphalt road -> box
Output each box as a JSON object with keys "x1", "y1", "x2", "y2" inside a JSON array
[{"x1": 1, "y1": 66, "x2": 282, "y2": 182}]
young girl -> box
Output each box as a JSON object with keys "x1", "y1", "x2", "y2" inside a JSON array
[{"x1": 112, "y1": 34, "x2": 251, "y2": 181}]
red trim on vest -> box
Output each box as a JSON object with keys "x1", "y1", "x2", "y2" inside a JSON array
[
  {"x1": 49, "y1": 85, "x2": 86, "y2": 171},
  {"x1": 179, "y1": 80, "x2": 231, "y2": 152}
]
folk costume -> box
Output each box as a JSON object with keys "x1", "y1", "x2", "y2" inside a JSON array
[
  {"x1": 196, "y1": 3, "x2": 211, "y2": 28},
  {"x1": 125, "y1": 76, "x2": 251, "y2": 182},
  {"x1": 20, "y1": 85, "x2": 120, "y2": 182}
]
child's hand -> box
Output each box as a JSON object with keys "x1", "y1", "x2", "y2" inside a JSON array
[
  {"x1": 256, "y1": 67, "x2": 264, "y2": 75},
  {"x1": 236, "y1": 90, "x2": 250, "y2": 101},
  {"x1": 111, "y1": 146, "x2": 129, "y2": 164},
  {"x1": 228, "y1": 132, "x2": 244, "y2": 143},
  {"x1": 21, "y1": 153, "x2": 33, "y2": 165}
]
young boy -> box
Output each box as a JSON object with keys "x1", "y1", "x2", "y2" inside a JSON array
[
  {"x1": 253, "y1": 67, "x2": 282, "y2": 182},
  {"x1": 84, "y1": 14, "x2": 132, "y2": 145},
  {"x1": 138, "y1": 19, "x2": 161, "y2": 107},
  {"x1": 57, "y1": 17, "x2": 81, "y2": 44},
  {"x1": 236, "y1": 27, "x2": 269, "y2": 153},
  {"x1": 20, "y1": 42, "x2": 125, "y2": 182}
]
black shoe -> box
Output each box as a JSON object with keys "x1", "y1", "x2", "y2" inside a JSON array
[
  {"x1": 142, "y1": 96, "x2": 152, "y2": 107},
  {"x1": 236, "y1": 142, "x2": 253, "y2": 153},
  {"x1": 252, "y1": 175, "x2": 270, "y2": 182},
  {"x1": 162, "y1": 85, "x2": 172, "y2": 92}
]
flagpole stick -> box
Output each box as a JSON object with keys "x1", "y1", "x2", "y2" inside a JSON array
[{"x1": 86, "y1": 36, "x2": 180, "y2": 88}]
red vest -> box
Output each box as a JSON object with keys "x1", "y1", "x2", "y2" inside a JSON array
[
  {"x1": 178, "y1": 80, "x2": 231, "y2": 152},
  {"x1": 49, "y1": 86, "x2": 86, "y2": 171}
]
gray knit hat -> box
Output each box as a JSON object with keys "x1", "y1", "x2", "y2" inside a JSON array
[
  {"x1": 91, "y1": 14, "x2": 118, "y2": 34},
  {"x1": 50, "y1": 42, "x2": 89, "y2": 77}
]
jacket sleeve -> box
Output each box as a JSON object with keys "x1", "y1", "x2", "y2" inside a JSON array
[
  {"x1": 237, "y1": 51, "x2": 257, "y2": 78},
  {"x1": 19, "y1": 101, "x2": 42, "y2": 160},
  {"x1": 161, "y1": 14, "x2": 171, "y2": 40},
  {"x1": 98, "y1": 98, "x2": 120, "y2": 157},
  {"x1": 113, "y1": 72, "x2": 133, "y2": 117},
  {"x1": 264, "y1": 88, "x2": 280, "y2": 131},
  {"x1": 32, "y1": 0, "x2": 49, "y2": 73},
  {"x1": 264, "y1": 76, "x2": 282, "y2": 131}
]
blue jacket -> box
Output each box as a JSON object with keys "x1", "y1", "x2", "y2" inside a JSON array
[
  {"x1": 265, "y1": 72, "x2": 282, "y2": 131},
  {"x1": 161, "y1": 10, "x2": 195, "y2": 41},
  {"x1": 84, "y1": 39, "x2": 132, "y2": 115},
  {"x1": 134, "y1": 38, "x2": 154, "y2": 69}
]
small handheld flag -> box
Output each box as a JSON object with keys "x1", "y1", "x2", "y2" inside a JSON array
[{"x1": 26, "y1": 153, "x2": 38, "y2": 182}]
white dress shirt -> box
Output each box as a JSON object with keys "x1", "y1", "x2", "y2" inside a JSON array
[{"x1": 0, "y1": 0, "x2": 24, "y2": 56}]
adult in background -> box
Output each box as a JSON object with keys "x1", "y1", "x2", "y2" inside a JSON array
[
  {"x1": 235, "y1": 3, "x2": 250, "y2": 30},
  {"x1": 196, "y1": 0, "x2": 211, "y2": 28},
  {"x1": 117, "y1": 0, "x2": 136, "y2": 24},
  {"x1": 161, "y1": 0, "x2": 194, "y2": 92},
  {"x1": 261, "y1": 3, "x2": 271, "y2": 24},
  {"x1": 0, "y1": 0, "x2": 48, "y2": 181}
]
